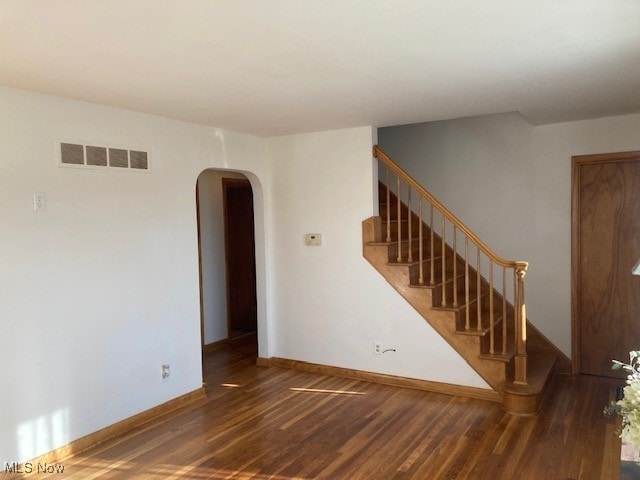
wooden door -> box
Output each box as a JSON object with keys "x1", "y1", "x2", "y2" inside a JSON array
[
  {"x1": 572, "y1": 152, "x2": 640, "y2": 377},
  {"x1": 223, "y1": 179, "x2": 257, "y2": 334}
]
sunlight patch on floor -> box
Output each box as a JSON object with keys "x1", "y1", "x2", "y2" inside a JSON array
[
  {"x1": 290, "y1": 387, "x2": 366, "y2": 396},
  {"x1": 69, "y1": 458, "x2": 313, "y2": 479}
]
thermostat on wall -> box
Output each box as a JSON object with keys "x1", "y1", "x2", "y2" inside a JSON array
[{"x1": 305, "y1": 233, "x2": 322, "y2": 246}]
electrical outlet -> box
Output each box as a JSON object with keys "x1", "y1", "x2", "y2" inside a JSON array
[
  {"x1": 161, "y1": 364, "x2": 170, "y2": 382},
  {"x1": 373, "y1": 342, "x2": 382, "y2": 355}
]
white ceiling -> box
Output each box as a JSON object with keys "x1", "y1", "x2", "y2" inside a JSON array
[{"x1": 1, "y1": 0, "x2": 639, "y2": 137}]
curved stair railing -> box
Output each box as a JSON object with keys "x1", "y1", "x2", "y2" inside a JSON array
[{"x1": 374, "y1": 146, "x2": 529, "y2": 385}]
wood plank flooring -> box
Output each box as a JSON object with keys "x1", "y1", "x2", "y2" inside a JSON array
[{"x1": 19, "y1": 344, "x2": 624, "y2": 479}]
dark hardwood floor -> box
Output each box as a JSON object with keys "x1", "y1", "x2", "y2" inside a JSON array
[{"x1": 22, "y1": 344, "x2": 623, "y2": 479}]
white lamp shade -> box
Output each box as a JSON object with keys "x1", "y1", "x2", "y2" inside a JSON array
[{"x1": 633, "y1": 258, "x2": 640, "y2": 276}]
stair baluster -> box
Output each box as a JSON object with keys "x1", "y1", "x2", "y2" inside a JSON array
[
  {"x1": 407, "y1": 186, "x2": 413, "y2": 262},
  {"x1": 418, "y1": 198, "x2": 424, "y2": 284},
  {"x1": 441, "y1": 216, "x2": 446, "y2": 306},
  {"x1": 452, "y1": 226, "x2": 458, "y2": 308},
  {"x1": 489, "y1": 261, "x2": 495, "y2": 354},
  {"x1": 429, "y1": 205, "x2": 435, "y2": 286},
  {"x1": 397, "y1": 176, "x2": 402, "y2": 262},
  {"x1": 502, "y1": 267, "x2": 507, "y2": 354},
  {"x1": 385, "y1": 166, "x2": 391, "y2": 242},
  {"x1": 465, "y1": 237, "x2": 470, "y2": 330},
  {"x1": 476, "y1": 250, "x2": 482, "y2": 331}
]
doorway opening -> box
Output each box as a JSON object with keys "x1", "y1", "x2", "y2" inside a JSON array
[
  {"x1": 196, "y1": 170, "x2": 258, "y2": 359},
  {"x1": 222, "y1": 178, "x2": 258, "y2": 346}
]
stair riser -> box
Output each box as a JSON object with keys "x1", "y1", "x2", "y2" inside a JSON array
[
  {"x1": 478, "y1": 324, "x2": 514, "y2": 357},
  {"x1": 379, "y1": 204, "x2": 434, "y2": 222},
  {"x1": 407, "y1": 258, "x2": 468, "y2": 282},
  {"x1": 433, "y1": 285, "x2": 486, "y2": 311},
  {"x1": 388, "y1": 239, "x2": 444, "y2": 262},
  {"x1": 430, "y1": 270, "x2": 483, "y2": 299},
  {"x1": 380, "y1": 219, "x2": 426, "y2": 241},
  {"x1": 453, "y1": 296, "x2": 506, "y2": 329},
  {"x1": 379, "y1": 203, "x2": 405, "y2": 221}
]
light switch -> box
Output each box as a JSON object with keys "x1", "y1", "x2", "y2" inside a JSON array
[
  {"x1": 305, "y1": 233, "x2": 322, "y2": 246},
  {"x1": 33, "y1": 192, "x2": 45, "y2": 211}
]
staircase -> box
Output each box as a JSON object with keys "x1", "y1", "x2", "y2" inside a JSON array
[{"x1": 363, "y1": 146, "x2": 568, "y2": 415}]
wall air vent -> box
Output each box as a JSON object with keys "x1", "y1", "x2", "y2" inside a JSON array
[
  {"x1": 129, "y1": 150, "x2": 148, "y2": 170},
  {"x1": 59, "y1": 142, "x2": 150, "y2": 171},
  {"x1": 86, "y1": 146, "x2": 107, "y2": 166},
  {"x1": 108, "y1": 148, "x2": 128, "y2": 168},
  {"x1": 60, "y1": 143, "x2": 84, "y2": 165}
]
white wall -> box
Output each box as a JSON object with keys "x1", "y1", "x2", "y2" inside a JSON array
[
  {"x1": 266, "y1": 127, "x2": 489, "y2": 389},
  {"x1": 0, "y1": 86, "x2": 269, "y2": 463},
  {"x1": 379, "y1": 112, "x2": 640, "y2": 357},
  {"x1": 1, "y1": 86, "x2": 510, "y2": 464},
  {"x1": 197, "y1": 170, "x2": 248, "y2": 345}
]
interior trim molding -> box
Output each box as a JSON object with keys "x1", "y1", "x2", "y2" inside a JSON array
[
  {"x1": 203, "y1": 338, "x2": 230, "y2": 352},
  {"x1": 257, "y1": 356, "x2": 501, "y2": 403},
  {"x1": 14, "y1": 387, "x2": 206, "y2": 470},
  {"x1": 255, "y1": 357, "x2": 271, "y2": 367}
]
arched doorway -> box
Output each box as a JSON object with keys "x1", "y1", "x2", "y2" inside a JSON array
[{"x1": 196, "y1": 169, "x2": 258, "y2": 357}]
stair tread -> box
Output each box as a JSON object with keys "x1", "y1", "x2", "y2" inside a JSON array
[
  {"x1": 455, "y1": 319, "x2": 505, "y2": 337},
  {"x1": 407, "y1": 283, "x2": 436, "y2": 290},
  {"x1": 478, "y1": 349, "x2": 514, "y2": 363},
  {"x1": 366, "y1": 240, "x2": 434, "y2": 248},
  {"x1": 387, "y1": 255, "x2": 444, "y2": 267},
  {"x1": 388, "y1": 260, "x2": 421, "y2": 267},
  {"x1": 397, "y1": 237, "x2": 430, "y2": 244},
  {"x1": 381, "y1": 219, "x2": 409, "y2": 224},
  {"x1": 368, "y1": 237, "x2": 432, "y2": 247},
  {"x1": 425, "y1": 277, "x2": 488, "y2": 309},
  {"x1": 367, "y1": 241, "x2": 394, "y2": 246},
  {"x1": 500, "y1": 351, "x2": 556, "y2": 395},
  {"x1": 434, "y1": 297, "x2": 489, "y2": 310},
  {"x1": 432, "y1": 305, "x2": 463, "y2": 312},
  {"x1": 431, "y1": 290, "x2": 488, "y2": 307},
  {"x1": 366, "y1": 238, "x2": 440, "y2": 248}
]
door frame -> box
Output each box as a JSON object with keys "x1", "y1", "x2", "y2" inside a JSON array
[
  {"x1": 195, "y1": 177, "x2": 206, "y2": 350},
  {"x1": 221, "y1": 177, "x2": 255, "y2": 338},
  {"x1": 571, "y1": 150, "x2": 640, "y2": 375}
]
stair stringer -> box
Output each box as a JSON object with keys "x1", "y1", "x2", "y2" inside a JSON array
[{"x1": 363, "y1": 216, "x2": 509, "y2": 394}]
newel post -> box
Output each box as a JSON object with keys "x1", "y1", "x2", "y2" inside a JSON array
[{"x1": 513, "y1": 263, "x2": 529, "y2": 385}]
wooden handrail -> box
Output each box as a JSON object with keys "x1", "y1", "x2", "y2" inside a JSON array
[{"x1": 374, "y1": 145, "x2": 528, "y2": 271}]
